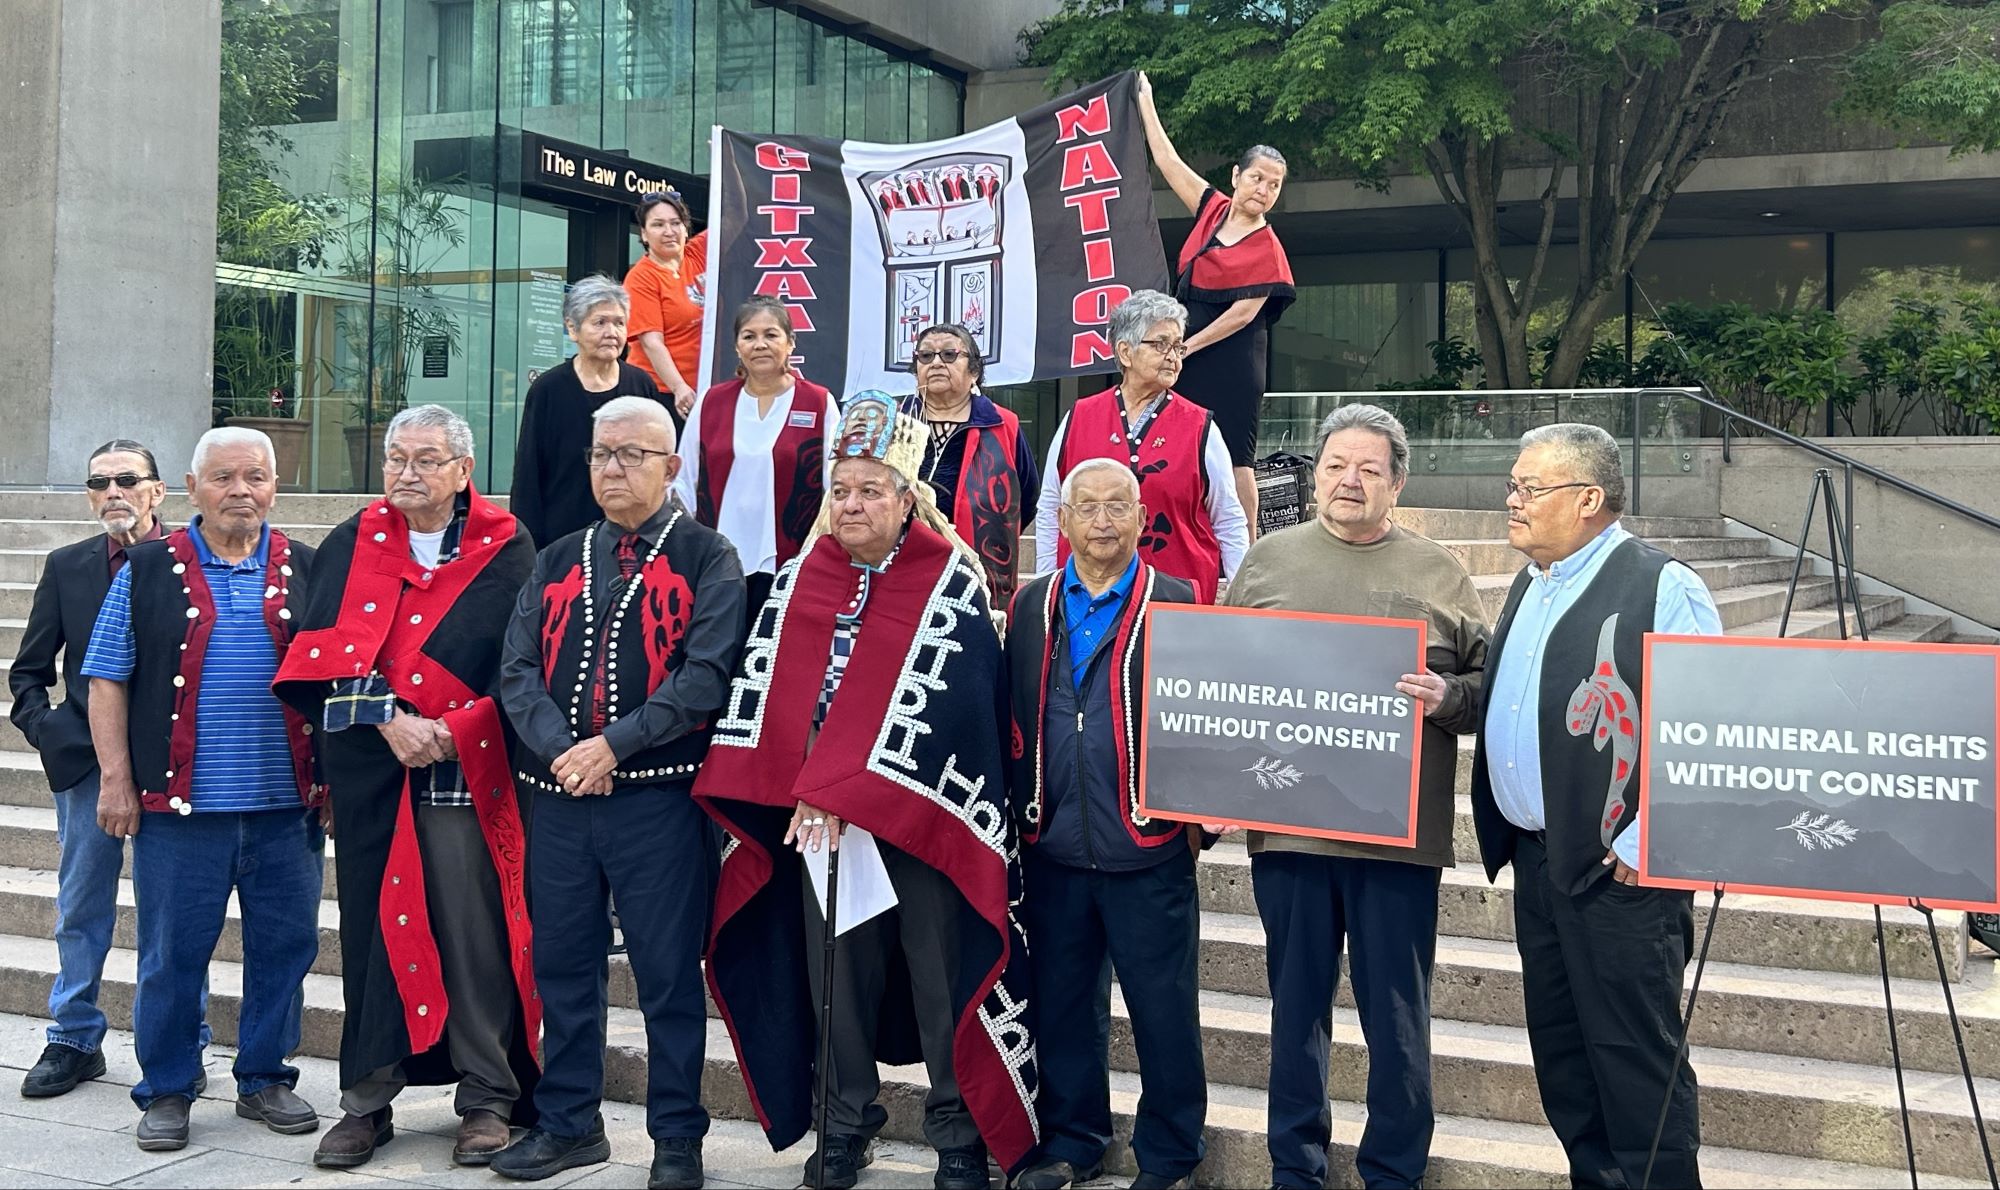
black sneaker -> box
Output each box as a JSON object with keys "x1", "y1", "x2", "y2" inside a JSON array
[
  {"x1": 649, "y1": 1136, "x2": 704, "y2": 1189},
  {"x1": 935, "y1": 1144, "x2": 988, "y2": 1190},
  {"x1": 492, "y1": 1118, "x2": 613, "y2": 1181},
  {"x1": 20, "y1": 1043, "x2": 105, "y2": 1098},
  {"x1": 799, "y1": 1134, "x2": 872, "y2": 1189}
]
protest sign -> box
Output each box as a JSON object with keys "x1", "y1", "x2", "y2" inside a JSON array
[
  {"x1": 1138, "y1": 605, "x2": 1425, "y2": 845},
  {"x1": 1639, "y1": 635, "x2": 2000, "y2": 911}
]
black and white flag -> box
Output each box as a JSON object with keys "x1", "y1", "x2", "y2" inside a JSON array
[{"x1": 698, "y1": 73, "x2": 1170, "y2": 395}]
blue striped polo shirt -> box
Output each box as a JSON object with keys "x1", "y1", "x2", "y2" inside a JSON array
[{"x1": 80, "y1": 520, "x2": 301, "y2": 813}]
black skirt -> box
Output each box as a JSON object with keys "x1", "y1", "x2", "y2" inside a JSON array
[{"x1": 1174, "y1": 295, "x2": 1268, "y2": 467}]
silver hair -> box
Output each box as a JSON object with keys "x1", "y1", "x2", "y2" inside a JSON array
[
  {"x1": 592, "y1": 395, "x2": 679, "y2": 451},
  {"x1": 1107, "y1": 289, "x2": 1187, "y2": 354},
  {"x1": 1060, "y1": 456, "x2": 1140, "y2": 504},
  {"x1": 384, "y1": 404, "x2": 474, "y2": 461},
  {"x1": 189, "y1": 426, "x2": 275, "y2": 476},
  {"x1": 1317, "y1": 404, "x2": 1411, "y2": 482},
  {"x1": 1520, "y1": 422, "x2": 1626, "y2": 516},
  {"x1": 563, "y1": 274, "x2": 630, "y2": 329}
]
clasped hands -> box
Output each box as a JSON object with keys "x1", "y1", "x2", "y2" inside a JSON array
[{"x1": 378, "y1": 709, "x2": 458, "y2": 769}]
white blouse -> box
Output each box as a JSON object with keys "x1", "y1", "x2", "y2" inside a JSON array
[{"x1": 672, "y1": 384, "x2": 838, "y2": 575}]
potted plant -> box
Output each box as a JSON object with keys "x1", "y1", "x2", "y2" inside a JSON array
[
  {"x1": 214, "y1": 292, "x2": 312, "y2": 488},
  {"x1": 333, "y1": 164, "x2": 466, "y2": 489}
]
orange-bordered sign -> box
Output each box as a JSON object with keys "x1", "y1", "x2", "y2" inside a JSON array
[
  {"x1": 1137, "y1": 604, "x2": 1426, "y2": 846},
  {"x1": 1638, "y1": 633, "x2": 2000, "y2": 913}
]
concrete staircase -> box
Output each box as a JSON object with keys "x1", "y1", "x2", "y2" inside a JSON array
[{"x1": 0, "y1": 490, "x2": 1997, "y2": 1188}]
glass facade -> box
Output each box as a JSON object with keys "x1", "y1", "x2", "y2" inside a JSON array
[
  {"x1": 215, "y1": 0, "x2": 962, "y2": 492},
  {"x1": 1272, "y1": 225, "x2": 2000, "y2": 435}
]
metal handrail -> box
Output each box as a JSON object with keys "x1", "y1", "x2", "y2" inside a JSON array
[{"x1": 1273, "y1": 385, "x2": 2000, "y2": 538}]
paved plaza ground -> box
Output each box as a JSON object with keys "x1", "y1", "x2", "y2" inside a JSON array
[{"x1": 0, "y1": 1011, "x2": 1029, "y2": 1190}]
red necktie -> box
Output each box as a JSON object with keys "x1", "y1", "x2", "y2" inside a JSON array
[{"x1": 590, "y1": 534, "x2": 642, "y2": 735}]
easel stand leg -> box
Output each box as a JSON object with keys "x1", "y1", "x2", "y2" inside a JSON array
[
  {"x1": 813, "y1": 841, "x2": 842, "y2": 1190},
  {"x1": 1642, "y1": 886, "x2": 1724, "y2": 1190},
  {"x1": 1916, "y1": 900, "x2": 1999, "y2": 1188},
  {"x1": 1876, "y1": 904, "x2": 1920, "y2": 1190}
]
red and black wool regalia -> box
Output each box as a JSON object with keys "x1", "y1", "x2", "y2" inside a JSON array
[
  {"x1": 273, "y1": 490, "x2": 541, "y2": 1126},
  {"x1": 1005, "y1": 562, "x2": 1210, "y2": 1183},
  {"x1": 688, "y1": 374, "x2": 837, "y2": 577},
  {"x1": 903, "y1": 392, "x2": 1039, "y2": 610},
  {"x1": 1055, "y1": 390, "x2": 1225, "y2": 602},
  {"x1": 693, "y1": 521, "x2": 1040, "y2": 1173},
  {"x1": 497, "y1": 497, "x2": 747, "y2": 1148}
]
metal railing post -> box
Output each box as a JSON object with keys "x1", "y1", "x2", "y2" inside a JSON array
[{"x1": 1630, "y1": 389, "x2": 1644, "y2": 516}]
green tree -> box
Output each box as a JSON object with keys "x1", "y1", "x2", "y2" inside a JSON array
[
  {"x1": 214, "y1": 0, "x2": 336, "y2": 420},
  {"x1": 1025, "y1": 0, "x2": 1849, "y2": 389},
  {"x1": 1840, "y1": 1, "x2": 2000, "y2": 152}
]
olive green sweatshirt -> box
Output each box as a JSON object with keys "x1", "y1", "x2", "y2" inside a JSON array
[{"x1": 1223, "y1": 517, "x2": 1489, "y2": 868}]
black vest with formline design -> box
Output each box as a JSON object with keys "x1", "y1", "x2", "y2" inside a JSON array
[
  {"x1": 1471, "y1": 536, "x2": 1671, "y2": 895},
  {"x1": 522, "y1": 513, "x2": 728, "y2": 794}
]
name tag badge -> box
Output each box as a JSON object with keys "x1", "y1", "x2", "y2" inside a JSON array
[{"x1": 788, "y1": 410, "x2": 818, "y2": 429}]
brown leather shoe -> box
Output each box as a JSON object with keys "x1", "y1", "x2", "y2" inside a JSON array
[
  {"x1": 453, "y1": 1107, "x2": 512, "y2": 1165},
  {"x1": 312, "y1": 1107, "x2": 393, "y2": 1168}
]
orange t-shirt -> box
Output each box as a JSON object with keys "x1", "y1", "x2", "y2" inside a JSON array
[{"x1": 624, "y1": 229, "x2": 708, "y2": 390}]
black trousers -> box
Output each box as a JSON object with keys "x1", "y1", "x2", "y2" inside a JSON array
[
  {"x1": 529, "y1": 786, "x2": 712, "y2": 1141},
  {"x1": 1513, "y1": 833, "x2": 1701, "y2": 1189},
  {"x1": 803, "y1": 839, "x2": 980, "y2": 1151},
  {"x1": 1253, "y1": 849, "x2": 1441, "y2": 1190},
  {"x1": 1020, "y1": 846, "x2": 1206, "y2": 1180}
]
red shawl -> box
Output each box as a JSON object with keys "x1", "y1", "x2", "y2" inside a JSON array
[{"x1": 1176, "y1": 187, "x2": 1296, "y2": 321}]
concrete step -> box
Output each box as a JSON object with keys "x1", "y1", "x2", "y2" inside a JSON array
[
  {"x1": 0, "y1": 585, "x2": 33, "y2": 622},
  {"x1": 1396, "y1": 509, "x2": 1728, "y2": 543},
  {"x1": 0, "y1": 550, "x2": 47, "y2": 585},
  {"x1": 0, "y1": 934, "x2": 1986, "y2": 1187},
  {"x1": 1470, "y1": 566, "x2": 1839, "y2": 623},
  {"x1": 0, "y1": 830, "x2": 1988, "y2": 1088},
  {"x1": 0, "y1": 491, "x2": 384, "y2": 523},
  {"x1": 1440, "y1": 535, "x2": 1774, "y2": 577},
  {"x1": 0, "y1": 804, "x2": 343, "y2": 902},
  {"x1": 1195, "y1": 845, "x2": 1965, "y2": 982},
  {"x1": 0, "y1": 621, "x2": 23, "y2": 658},
  {"x1": 1730, "y1": 593, "x2": 1912, "y2": 640},
  {"x1": 0, "y1": 520, "x2": 339, "y2": 552},
  {"x1": 0, "y1": 707, "x2": 23, "y2": 753}
]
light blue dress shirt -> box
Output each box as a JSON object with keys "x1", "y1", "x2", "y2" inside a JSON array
[{"x1": 1483, "y1": 522, "x2": 1723, "y2": 868}]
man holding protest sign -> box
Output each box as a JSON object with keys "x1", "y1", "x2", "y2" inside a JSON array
[
  {"x1": 1006, "y1": 457, "x2": 1204, "y2": 1190},
  {"x1": 1223, "y1": 404, "x2": 1487, "y2": 1190},
  {"x1": 1471, "y1": 423, "x2": 1721, "y2": 1189}
]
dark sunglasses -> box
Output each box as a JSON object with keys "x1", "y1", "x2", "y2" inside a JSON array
[
  {"x1": 85, "y1": 472, "x2": 155, "y2": 491},
  {"x1": 914, "y1": 349, "x2": 968, "y2": 366}
]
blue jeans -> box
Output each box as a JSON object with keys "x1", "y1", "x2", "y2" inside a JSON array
[
  {"x1": 47, "y1": 774, "x2": 211, "y2": 1055},
  {"x1": 129, "y1": 807, "x2": 323, "y2": 1107}
]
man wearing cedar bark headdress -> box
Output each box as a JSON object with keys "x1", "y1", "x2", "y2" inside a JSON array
[
  {"x1": 497, "y1": 396, "x2": 748, "y2": 1190},
  {"x1": 273, "y1": 406, "x2": 540, "y2": 1172},
  {"x1": 694, "y1": 391, "x2": 1037, "y2": 1190}
]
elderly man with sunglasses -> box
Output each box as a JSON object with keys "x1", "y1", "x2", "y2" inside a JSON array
[
  {"x1": 498, "y1": 396, "x2": 746, "y2": 1189},
  {"x1": 11, "y1": 442, "x2": 218, "y2": 1099},
  {"x1": 274, "y1": 405, "x2": 540, "y2": 1170}
]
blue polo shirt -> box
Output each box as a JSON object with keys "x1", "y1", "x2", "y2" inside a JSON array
[
  {"x1": 1061, "y1": 555, "x2": 1138, "y2": 689},
  {"x1": 80, "y1": 520, "x2": 300, "y2": 813}
]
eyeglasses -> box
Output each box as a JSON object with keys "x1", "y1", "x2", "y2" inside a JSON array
[
  {"x1": 914, "y1": 349, "x2": 968, "y2": 366},
  {"x1": 1139, "y1": 337, "x2": 1188, "y2": 358},
  {"x1": 85, "y1": 473, "x2": 155, "y2": 491},
  {"x1": 383, "y1": 454, "x2": 464, "y2": 476},
  {"x1": 1064, "y1": 500, "x2": 1138, "y2": 521},
  {"x1": 587, "y1": 445, "x2": 674, "y2": 470},
  {"x1": 1504, "y1": 479, "x2": 1594, "y2": 503}
]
